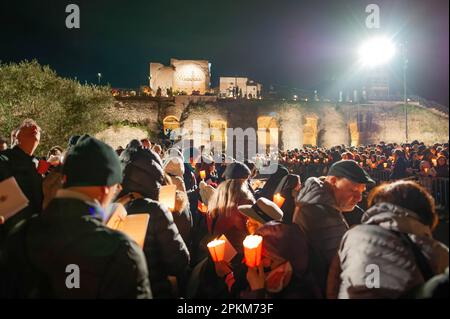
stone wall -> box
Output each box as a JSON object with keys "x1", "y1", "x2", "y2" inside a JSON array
[{"x1": 95, "y1": 96, "x2": 449, "y2": 150}]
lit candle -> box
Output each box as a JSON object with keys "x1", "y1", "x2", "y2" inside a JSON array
[
  {"x1": 199, "y1": 170, "x2": 206, "y2": 180},
  {"x1": 207, "y1": 239, "x2": 226, "y2": 262},
  {"x1": 197, "y1": 201, "x2": 208, "y2": 214},
  {"x1": 383, "y1": 163, "x2": 388, "y2": 169},
  {"x1": 159, "y1": 185, "x2": 177, "y2": 211},
  {"x1": 424, "y1": 167, "x2": 429, "y2": 174},
  {"x1": 432, "y1": 158, "x2": 437, "y2": 167},
  {"x1": 273, "y1": 193, "x2": 285, "y2": 208},
  {"x1": 243, "y1": 235, "x2": 263, "y2": 268}
]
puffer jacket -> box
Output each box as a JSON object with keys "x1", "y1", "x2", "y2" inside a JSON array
[
  {"x1": 336, "y1": 203, "x2": 449, "y2": 299},
  {"x1": 125, "y1": 198, "x2": 190, "y2": 298},
  {"x1": 293, "y1": 177, "x2": 349, "y2": 295}
]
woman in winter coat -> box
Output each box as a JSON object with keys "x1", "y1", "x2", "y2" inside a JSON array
[
  {"x1": 332, "y1": 180, "x2": 448, "y2": 299},
  {"x1": 117, "y1": 144, "x2": 190, "y2": 298}
]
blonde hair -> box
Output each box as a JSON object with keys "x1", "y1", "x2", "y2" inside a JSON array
[{"x1": 208, "y1": 179, "x2": 254, "y2": 219}]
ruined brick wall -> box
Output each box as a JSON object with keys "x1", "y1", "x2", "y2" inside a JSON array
[{"x1": 96, "y1": 97, "x2": 449, "y2": 150}]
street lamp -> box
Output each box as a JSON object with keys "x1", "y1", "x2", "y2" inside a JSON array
[
  {"x1": 97, "y1": 72, "x2": 102, "y2": 85},
  {"x1": 400, "y1": 43, "x2": 409, "y2": 142}
]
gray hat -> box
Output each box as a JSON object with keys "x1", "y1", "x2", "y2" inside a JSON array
[
  {"x1": 328, "y1": 160, "x2": 375, "y2": 184},
  {"x1": 238, "y1": 197, "x2": 283, "y2": 224},
  {"x1": 223, "y1": 161, "x2": 251, "y2": 180}
]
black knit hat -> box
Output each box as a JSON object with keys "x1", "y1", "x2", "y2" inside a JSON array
[
  {"x1": 328, "y1": 160, "x2": 375, "y2": 184},
  {"x1": 63, "y1": 135, "x2": 123, "y2": 187},
  {"x1": 68, "y1": 135, "x2": 80, "y2": 147},
  {"x1": 223, "y1": 161, "x2": 251, "y2": 180}
]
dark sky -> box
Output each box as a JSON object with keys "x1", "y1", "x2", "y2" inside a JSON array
[{"x1": 1, "y1": 0, "x2": 448, "y2": 105}]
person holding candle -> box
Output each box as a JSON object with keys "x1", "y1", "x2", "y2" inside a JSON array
[
  {"x1": 241, "y1": 221, "x2": 321, "y2": 299},
  {"x1": 273, "y1": 174, "x2": 302, "y2": 224},
  {"x1": 191, "y1": 200, "x2": 285, "y2": 299},
  {"x1": 419, "y1": 160, "x2": 436, "y2": 178},
  {"x1": 255, "y1": 164, "x2": 289, "y2": 200},
  {"x1": 187, "y1": 162, "x2": 259, "y2": 299},
  {"x1": 238, "y1": 197, "x2": 284, "y2": 235},
  {"x1": 118, "y1": 143, "x2": 190, "y2": 298},
  {"x1": 196, "y1": 156, "x2": 218, "y2": 186},
  {"x1": 293, "y1": 160, "x2": 375, "y2": 296},
  {"x1": 207, "y1": 161, "x2": 254, "y2": 253},
  {"x1": 390, "y1": 149, "x2": 409, "y2": 180}
]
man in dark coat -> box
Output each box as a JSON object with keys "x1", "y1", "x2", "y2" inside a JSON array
[
  {"x1": 119, "y1": 145, "x2": 190, "y2": 298},
  {"x1": 0, "y1": 119, "x2": 43, "y2": 242},
  {"x1": 293, "y1": 160, "x2": 375, "y2": 296},
  {"x1": 0, "y1": 135, "x2": 151, "y2": 298}
]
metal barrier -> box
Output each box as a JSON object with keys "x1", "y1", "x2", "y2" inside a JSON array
[
  {"x1": 417, "y1": 177, "x2": 449, "y2": 211},
  {"x1": 369, "y1": 170, "x2": 391, "y2": 184}
]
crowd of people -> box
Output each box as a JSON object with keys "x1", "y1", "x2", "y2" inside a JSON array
[
  {"x1": 273, "y1": 141, "x2": 449, "y2": 180},
  {"x1": 0, "y1": 118, "x2": 448, "y2": 299}
]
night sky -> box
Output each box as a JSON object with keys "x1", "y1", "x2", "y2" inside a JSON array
[{"x1": 1, "y1": 0, "x2": 448, "y2": 105}]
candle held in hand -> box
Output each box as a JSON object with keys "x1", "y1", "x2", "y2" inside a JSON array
[
  {"x1": 273, "y1": 193, "x2": 285, "y2": 208},
  {"x1": 207, "y1": 239, "x2": 226, "y2": 262},
  {"x1": 243, "y1": 235, "x2": 263, "y2": 268}
]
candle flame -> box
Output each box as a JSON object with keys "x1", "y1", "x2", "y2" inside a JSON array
[{"x1": 243, "y1": 235, "x2": 262, "y2": 249}]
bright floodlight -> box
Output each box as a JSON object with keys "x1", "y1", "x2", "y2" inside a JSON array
[{"x1": 358, "y1": 37, "x2": 396, "y2": 67}]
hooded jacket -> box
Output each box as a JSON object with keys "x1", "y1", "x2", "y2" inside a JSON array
[
  {"x1": 119, "y1": 146, "x2": 190, "y2": 298},
  {"x1": 119, "y1": 146, "x2": 164, "y2": 200},
  {"x1": 336, "y1": 203, "x2": 449, "y2": 299},
  {"x1": 293, "y1": 177, "x2": 349, "y2": 295}
]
